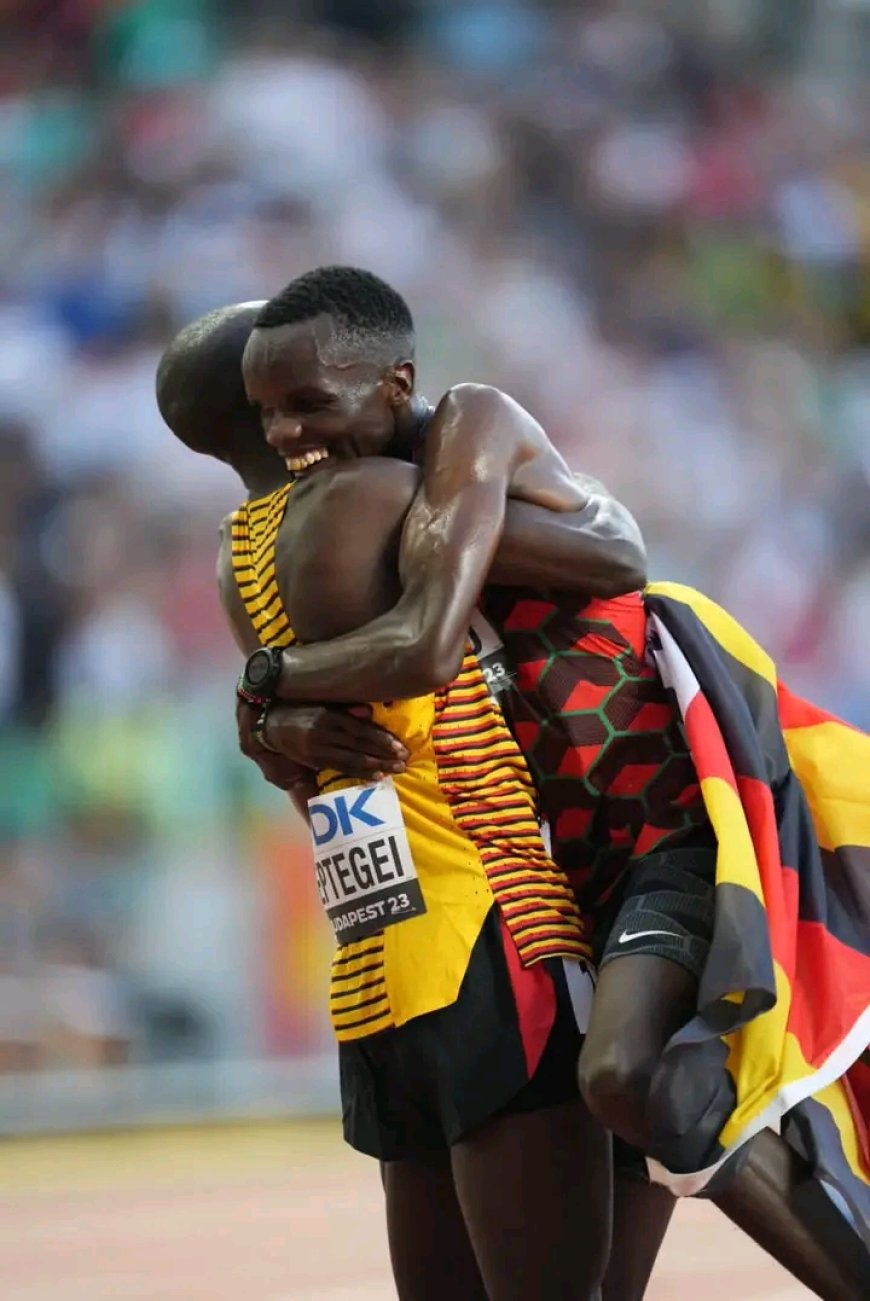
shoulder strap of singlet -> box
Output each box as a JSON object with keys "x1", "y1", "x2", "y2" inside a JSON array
[{"x1": 230, "y1": 483, "x2": 296, "y2": 648}]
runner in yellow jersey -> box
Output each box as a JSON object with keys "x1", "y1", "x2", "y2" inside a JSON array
[
  {"x1": 231, "y1": 475, "x2": 591, "y2": 1041},
  {"x1": 157, "y1": 301, "x2": 670, "y2": 1301}
]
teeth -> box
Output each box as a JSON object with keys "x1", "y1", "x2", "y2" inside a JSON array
[{"x1": 285, "y1": 449, "x2": 329, "y2": 472}]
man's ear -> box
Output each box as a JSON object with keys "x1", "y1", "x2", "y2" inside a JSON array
[{"x1": 384, "y1": 360, "x2": 415, "y2": 406}]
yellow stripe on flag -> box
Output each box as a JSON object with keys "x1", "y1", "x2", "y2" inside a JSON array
[
  {"x1": 646, "y1": 582, "x2": 776, "y2": 688},
  {"x1": 783, "y1": 721, "x2": 870, "y2": 852},
  {"x1": 720, "y1": 960, "x2": 808, "y2": 1146},
  {"x1": 810, "y1": 1078, "x2": 870, "y2": 1185},
  {"x1": 700, "y1": 775, "x2": 763, "y2": 902}
]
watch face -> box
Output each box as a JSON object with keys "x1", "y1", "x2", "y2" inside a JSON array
[{"x1": 246, "y1": 649, "x2": 272, "y2": 688}]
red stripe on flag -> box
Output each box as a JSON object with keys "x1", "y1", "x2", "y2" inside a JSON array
[
  {"x1": 787, "y1": 920, "x2": 870, "y2": 1069},
  {"x1": 777, "y1": 682, "x2": 856, "y2": 733},
  {"x1": 735, "y1": 775, "x2": 794, "y2": 978},
  {"x1": 843, "y1": 1060, "x2": 870, "y2": 1180},
  {"x1": 683, "y1": 691, "x2": 738, "y2": 791}
]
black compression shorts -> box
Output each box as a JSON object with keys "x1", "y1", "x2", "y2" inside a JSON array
[{"x1": 598, "y1": 841, "x2": 718, "y2": 980}]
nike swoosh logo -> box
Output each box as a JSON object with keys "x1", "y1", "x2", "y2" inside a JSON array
[{"x1": 617, "y1": 928, "x2": 680, "y2": 944}]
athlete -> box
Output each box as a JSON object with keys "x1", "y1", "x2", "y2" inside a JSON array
[
  {"x1": 231, "y1": 267, "x2": 869, "y2": 1299},
  {"x1": 157, "y1": 302, "x2": 674, "y2": 1301}
]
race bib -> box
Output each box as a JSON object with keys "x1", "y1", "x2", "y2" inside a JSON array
[
  {"x1": 308, "y1": 778, "x2": 427, "y2": 944},
  {"x1": 469, "y1": 610, "x2": 515, "y2": 698}
]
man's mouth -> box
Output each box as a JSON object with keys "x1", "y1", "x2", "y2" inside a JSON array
[{"x1": 284, "y1": 448, "x2": 329, "y2": 473}]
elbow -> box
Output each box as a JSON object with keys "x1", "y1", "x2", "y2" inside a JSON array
[
  {"x1": 607, "y1": 538, "x2": 648, "y2": 596},
  {"x1": 593, "y1": 503, "x2": 648, "y2": 597},
  {"x1": 590, "y1": 531, "x2": 647, "y2": 599},
  {"x1": 595, "y1": 541, "x2": 647, "y2": 598},
  {"x1": 396, "y1": 636, "x2": 466, "y2": 697},
  {"x1": 382, "y1": 595, "x2": 470, "y2": 696}
]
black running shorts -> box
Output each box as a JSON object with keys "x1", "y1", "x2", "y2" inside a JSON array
[{"x1": 339, "y1": 906, "x2": 590, "y2": 1162}]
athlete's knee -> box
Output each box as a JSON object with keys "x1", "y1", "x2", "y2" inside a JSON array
[{"x1": 577, "y1": 1041, "x2": 654, "y2": 1148}]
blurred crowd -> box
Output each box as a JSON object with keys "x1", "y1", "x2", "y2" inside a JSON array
[{"x1": 1, "y1": 0, "x2": 868, "y2": 1094}]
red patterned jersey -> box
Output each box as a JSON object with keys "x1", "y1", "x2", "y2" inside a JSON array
[{"x1": 479, "y1": 589, "x2": 709, "y2": 918}]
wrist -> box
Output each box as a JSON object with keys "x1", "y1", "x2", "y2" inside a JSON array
[
  {"x1": 237, "y1": 676, "x2": 267, "y2": 708},
  {"x1": 252, "y1": 704, "x2": 282, "y2": 754},
  {"x1": 239, "y1": 647, "x2": 284, "y2": 705}
]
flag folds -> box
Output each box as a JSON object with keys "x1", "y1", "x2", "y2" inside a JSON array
[{"x1": 642, "y1": 582, "x2": 869, "y2": 1242}]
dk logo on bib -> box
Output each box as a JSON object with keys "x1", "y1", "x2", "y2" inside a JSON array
[{"x1": 308, "y1": 779, "x2": 427, "y2": 944}]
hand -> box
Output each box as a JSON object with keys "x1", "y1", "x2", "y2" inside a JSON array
[
  {"x1": 236, "y1": 698, "x2": 312, "y2": 792},
  {"x1": 236, "y1": 698, "x2": 408, "y2": 782},
  {"x1": 264, "y1": 701, "x2": 409, "y2": 779}
]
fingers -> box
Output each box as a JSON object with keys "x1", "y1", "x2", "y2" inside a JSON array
[
  {"x1": 334, "y1": 713, "x2": 408, "y2": 764},
  {"x1": 261, "y1": 704, "x2": 408, "y2": 769},
  {"x1": 235, "y1": 694, "x2": 409, "y2": 783},
  {"x1": 253, "y1": 754, "x2": 307, "y2": 791},
  {"x1": 236, "y1": 700, "x2": 260, "y2": 757}
]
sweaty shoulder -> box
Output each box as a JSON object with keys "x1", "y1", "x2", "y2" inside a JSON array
[
  {"x1": 431, "y1": 385, "x2": 582, "y2": 511},
  {"x1": 438, "y1": 383, "x2": 547, "y2": 456},
  {"x1": 283, "y1": 458, "x2": 421, "y2": 643},
  {"x1": 322, "y1": 457, "x2": 421, "y2": 512}
]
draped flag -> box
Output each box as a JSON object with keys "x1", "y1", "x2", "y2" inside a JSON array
[{"x1": 642, "y1": 582, "x2": 870, "y2": 1243}]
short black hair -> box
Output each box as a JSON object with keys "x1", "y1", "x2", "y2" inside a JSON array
[
  {"x1": 156, "y1": 302, "x2": 263, "y2": 460},
  {"x1": 254, "y1": 265, "x2": 415, "y2": 366}
]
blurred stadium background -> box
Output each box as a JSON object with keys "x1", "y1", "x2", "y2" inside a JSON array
[{"x1": 0, "y1": 0, "x2": 867, "y2": 1296}]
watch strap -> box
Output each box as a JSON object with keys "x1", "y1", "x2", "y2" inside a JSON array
[{"x1": 252, "y1": 705, "x2": 281, "y2": 754}]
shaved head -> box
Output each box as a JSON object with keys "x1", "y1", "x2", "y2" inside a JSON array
[{"x1": 156, "y1": 302, "x2": 264, "y2": 461}]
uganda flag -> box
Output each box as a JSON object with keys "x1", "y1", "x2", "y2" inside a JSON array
[{"x1": 642, "y1": 582, "x2": 870, "y2": 1243}]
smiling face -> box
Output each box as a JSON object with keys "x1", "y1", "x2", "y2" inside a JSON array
[{"x1": 241, "y1": 314, "x2": 414, "y2": 473}]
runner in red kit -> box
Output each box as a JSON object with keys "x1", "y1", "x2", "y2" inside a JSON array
[{"x1": 479, "y1": 588, "x2": 709, "y2": 923}]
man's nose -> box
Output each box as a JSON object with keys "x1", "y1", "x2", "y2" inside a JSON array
[{"x1": 264, "y1": 415, "x2": 303, "y2": 449}]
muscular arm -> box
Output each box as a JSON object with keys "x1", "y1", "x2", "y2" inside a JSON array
[
  {"x1": 487, "y1": 477, "x2": 644, "y2": 591},
  {"x1": 218, "y1": 515, "x2": 412, "y2": 796},
  {"x1": 272, "y1": 385, "x2": 646, "y2": 704}
]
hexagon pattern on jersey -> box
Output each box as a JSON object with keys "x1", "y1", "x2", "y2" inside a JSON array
[{"x1": 481, "y1": 594, "x2": 707, "y2": 915}]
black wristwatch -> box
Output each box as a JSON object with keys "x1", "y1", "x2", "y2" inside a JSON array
[{"x1": 238, "y1": 646, "x2": 284, "y2": 705}]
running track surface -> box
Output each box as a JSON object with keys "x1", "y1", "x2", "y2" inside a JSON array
[{"x1": 2, "y1": 1121, "x2": 811, "y2": 1299}]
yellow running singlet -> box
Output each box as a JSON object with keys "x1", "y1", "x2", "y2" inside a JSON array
[{"x1": 231, "y1": 483, "x2": 589, "y2": 1042}]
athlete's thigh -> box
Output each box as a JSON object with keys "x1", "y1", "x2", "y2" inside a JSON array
[
  {"x1": 582, "y1": 951, "x2": 697, "y2": 1071},
  {"x1": 381, "y1": 1150, "x2": 487, "y2": 1301},
  {"x1": 451, "y1": 1096, "x2": 613, "y2": 1301},
  {"x1": 581, "y1": 840, "x2": 716, "y2": 1077}
]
